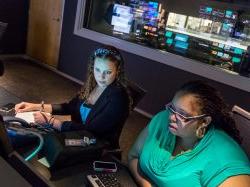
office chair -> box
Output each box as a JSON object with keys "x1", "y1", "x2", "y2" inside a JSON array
[
  {"x1": 232, "y1": 105, "x2": 250, "y2": 159},
  {"x1": 126, "y1": 80, "x2": 147, "y2": 110},
  {"x1": 108, "y1": 80, "x2": 146, "y2": 159}
]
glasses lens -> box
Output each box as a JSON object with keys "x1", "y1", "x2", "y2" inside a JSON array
[{"x1": 167, "y1": 103, "x2": 191, "y2": 122}]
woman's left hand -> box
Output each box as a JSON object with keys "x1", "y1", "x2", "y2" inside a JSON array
[{"x1": 33, "y1": 112, "x2": 51, "y2": 124}]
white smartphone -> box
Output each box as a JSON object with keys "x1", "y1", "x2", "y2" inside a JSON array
[{"x1": 93, "y1": 161, "x2": 117, "y2": 172}]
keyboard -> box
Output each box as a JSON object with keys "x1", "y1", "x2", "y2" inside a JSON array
[{"x1": 86, "y1": 173, "x2": 121, "y2": 187}]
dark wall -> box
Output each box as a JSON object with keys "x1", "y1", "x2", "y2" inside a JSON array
[
  {"x1": 59, "y1": 0, "x2": 250, "y2": 115},
  {"x1": 0, "y1": 0, "x2": 29, "y2": 54}
]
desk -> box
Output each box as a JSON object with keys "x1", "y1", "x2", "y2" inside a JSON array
[
  {"x1": 1, "y1": 103, "x2": 138, "y2": 187},
  {"x1": 0, "y1": 156, "x2": 32, "y2": 187},
  {"x1": 31, "y1": 156, "x2": 138, "y2": 187}
]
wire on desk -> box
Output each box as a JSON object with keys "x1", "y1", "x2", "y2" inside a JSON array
[{"x1": 6, "y1": 126, "x2": 44, "y2": 161}]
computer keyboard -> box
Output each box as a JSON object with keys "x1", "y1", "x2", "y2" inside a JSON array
[{"x1": 86, "y1": 173, "x2": 121, "y2": 187}]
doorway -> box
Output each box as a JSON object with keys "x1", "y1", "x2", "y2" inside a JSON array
[{"x1": 26, "y1": 0, "x2": 64, "y2": 68}]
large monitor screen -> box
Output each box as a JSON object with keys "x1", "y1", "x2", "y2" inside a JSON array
[
  {"x1": 199, "y1": 6, "x2": 213, "y2": 15},
  {"x1": 175, "y1": 41, "x2": 189, "y2": 50},
  {"x1": 111, "y1": 4, "x2": 133, "y2": 33},
  {"x1": 166, "y1": 13, "x2": 187, "y2": 29},
  {"x1": 175, "y1": 34, "x2": 189, "y2": 42}
]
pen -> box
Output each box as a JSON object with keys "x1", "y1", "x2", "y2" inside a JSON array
[{"x1": 40, "y1": 101, "x2": 44, "y2": 112}]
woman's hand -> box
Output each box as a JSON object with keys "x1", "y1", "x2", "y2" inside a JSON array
[
  {"x1": 33, "y1": 112, "x2": 51, "y2": 124},
  {"x1": 15, "y1": 102, "x2": 40, "y2": 113},
  {"x1": 33, "y1": 112, "x2": 62, "y2": 130}
]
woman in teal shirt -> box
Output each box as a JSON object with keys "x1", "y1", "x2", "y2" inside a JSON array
[{"x1": 128, "y1": 81, "x2": 250, "y2": 187}]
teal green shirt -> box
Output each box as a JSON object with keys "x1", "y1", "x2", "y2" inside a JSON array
[{"x1": 129, "y1": 110, "x2": 250, "y2": 187}]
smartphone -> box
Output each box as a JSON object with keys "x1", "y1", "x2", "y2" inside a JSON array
[
  {"x1": 0, "y1": 103, "x2": 15, "y2": 112},
  {"x1": 64, "y1": 139, "x2": 87, "y2": 147},
  {"x1": 93, "y1": 161, "x2": 117, "y2": 172}
]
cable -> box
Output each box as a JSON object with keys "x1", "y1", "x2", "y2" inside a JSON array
[{"x1": 7, "y1": 126, "x2": 44, "y2": 161}]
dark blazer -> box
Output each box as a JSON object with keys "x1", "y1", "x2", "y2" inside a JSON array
[{"x1": 52, "y1": 82, "x2": 129, "y2": 148}]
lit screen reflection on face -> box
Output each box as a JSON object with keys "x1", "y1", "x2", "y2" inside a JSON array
[{"x1": 94, "y1": 58, "x2": 117, "y2": 88}]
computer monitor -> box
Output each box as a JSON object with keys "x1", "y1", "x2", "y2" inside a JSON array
[
  {"x1": 165, "y1": 31, "x2": 173, "y2": 38},
  {"x1": 218, "y1": 43, "x2": 225, "y2": 49},
  {"x1": 217, "y1": 52, "x2": 223, "y2": 57},
  {"x1": 0, "y1": 116, "x2": 53, "y2": 187},
  {"x1": 232, "y1": 57, "x2": 241, "y2": 63},
  {"x1": 111, "y1": 4, "x2": 133, "y2": 33},
  {"x1": 175, "y1": 34, "x2": 189, "y2": 42},
  {"x1": 234, "y1": 48, "x2": 244, "y2": 55},
  {"x1": 175, "y1": 41, "x2": 189, "y2": 50}
]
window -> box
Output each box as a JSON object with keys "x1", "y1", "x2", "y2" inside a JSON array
[{"x1": 74, "y1": 0, "x2": 250, "y2": 92}]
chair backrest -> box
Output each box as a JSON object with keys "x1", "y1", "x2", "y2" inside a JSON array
[
  {"x1": 232, "y1": 105, "x2": 250, "y2": 159},
  {"x1": 126, "y1": 80, "x2": 146, "y2": 110}
]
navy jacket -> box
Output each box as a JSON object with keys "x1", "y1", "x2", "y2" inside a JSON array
[{"x1": 52, "y1": 82, "x2": 129, "y2": 148}]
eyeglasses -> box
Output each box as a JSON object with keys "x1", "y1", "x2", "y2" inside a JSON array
[{"x1": 166, "y1": 102, "x2": 207, "y2": 123}]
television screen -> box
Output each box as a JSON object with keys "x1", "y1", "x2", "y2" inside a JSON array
[
  {"x1": 212, "y1": 9, "x2": 225, "y2": 17},
  {"x1": 221, "y1": 23, "x2": 233, "y2": 33},
  {"x1": 175, "y1": 41, "x2": 189, "y2": 50},
  {"x1": 223, "y1": 53, "x2": 230, "y2": 59},
  {"x1": 232, "y1": 57, "x2": 241, "y2": 63},
  {"x1": 199, "y1": 6, "x2": 213, "y2": 15},
  {"x1": 224, "y1": 45, "x2": 231, "y2": 50},
  {"x1": 143, "y1": 1, "x2": 158, "y2": 26},
  {"x1": 217, "y1": 52, "x2": 223, "y2": 57},
  {"x1": 165, "y1": 31, "x2": 173, "y2": 37},
  {"x1": 175, "y1": 34, "x2": 189, "y2": 42},
  {"x1": 111, "y1": 4, "x2": 133, "y2": 34},
  {"x1": 218, "y1": 43, "x2": 225, "y2": 48},
  {"x1": 166, "y1": 38, "x2": 173, "y2": 45},
  {"x1": 225, "y1": 10, "x2": 238, "y2": 19},
  {"x1": 234, "y1": 48, "x2": 244, "y2": 55},
  {"x1": 225, "y1": 10, "x2": 232, "y2": 18}
]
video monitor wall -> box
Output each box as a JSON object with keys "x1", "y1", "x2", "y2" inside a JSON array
[{"x1": 82, "y1": 0, "x2": 250, "y2": 76}]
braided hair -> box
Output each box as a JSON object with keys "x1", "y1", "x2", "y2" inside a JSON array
[{"x1": 176, "y1": 80, "x2": 242, "y2": 144}]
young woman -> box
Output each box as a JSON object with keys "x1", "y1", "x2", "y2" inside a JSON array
[
  {"x1": 15, "y1": 45, "x2": 131, "y2": 149},
  {"x1": 128, "y1": 81, "x2": 250, "y2": 187}
]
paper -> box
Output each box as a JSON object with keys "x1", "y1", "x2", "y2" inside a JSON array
[{"x1": 15, "y1": 111, "x2": 51, "y2": 124}]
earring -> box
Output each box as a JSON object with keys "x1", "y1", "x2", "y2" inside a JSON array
[{"x1": 196, "y1": 124, "x2": 206, "y2": 139}]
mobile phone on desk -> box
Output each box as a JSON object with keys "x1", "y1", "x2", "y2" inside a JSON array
[
  {"x1": 93, "y1": 161, "x2": 117, "y2": 172},
  {"x1": 0, "y1": 103, "x2": 15, "y2": 112}
]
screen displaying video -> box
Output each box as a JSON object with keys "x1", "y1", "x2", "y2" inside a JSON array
[{"x1": 111, "y1": 4, "x2": 133, "y2": 33}]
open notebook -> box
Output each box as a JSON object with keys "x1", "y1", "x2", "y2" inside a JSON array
[{"x1": 15, "y1": 112, "x2": 51, "y2": 124}]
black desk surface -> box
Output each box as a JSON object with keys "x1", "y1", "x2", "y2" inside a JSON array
[
  {"x1": 31, "y1": 157, "x2": 138, "y2": 187},
  {"x1": 0, "y1": 156, "x2": 32, "y2": 187}
]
